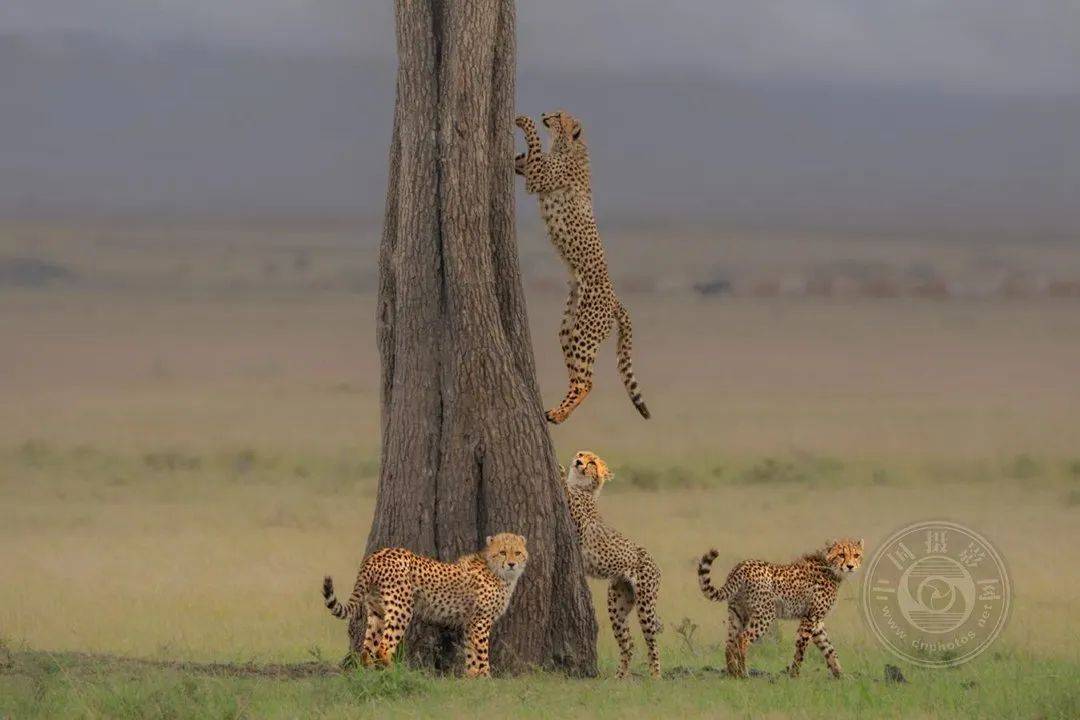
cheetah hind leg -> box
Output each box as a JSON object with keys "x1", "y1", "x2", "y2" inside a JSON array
[
  {"x1": 607, "y1": 578, "x2": 635, "y2": 679},
  {"x1": 725, "y1": 608, "x2": 746, "y2": 677},
  {"x1": 731, "y1": 609, "x2": 774, "y2": 678},
  {"x1": 359, "y1": 607, "x2": 385, "y2": 668},
  {"x1": 558, "y1": 281, "x2": 581, "y2": 377},
  {"x1": 374, "y1": 591, "x2": 413, "y2": 667},
  {"x1": 546, "y1": 288, "x2": 612, "y2": 424},
  {"x1": 634, "y1": 563, "x2": 662, "y2": 678}
]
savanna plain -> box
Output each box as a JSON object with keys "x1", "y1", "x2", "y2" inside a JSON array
[{"x1": 1, "y1": 219, "x2": 1078, "y2": 718}]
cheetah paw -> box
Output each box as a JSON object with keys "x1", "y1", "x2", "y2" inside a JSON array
[{"x1": 545, "y1": 408, "x2": 567, "y2": 425}]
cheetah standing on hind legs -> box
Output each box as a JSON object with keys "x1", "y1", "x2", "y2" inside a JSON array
[
  {"x1": 322, "y1": 533, "x2": 528, "y2": 678},
  {"x1": 562, "y1": 451, "x2": 662, "y2": 678},
  {"x1": 697, "y1": 538, "x2": 864, "y2": 679},
  {"x1": 515, "y1": 110, "x2": 649, "y2": 424}
]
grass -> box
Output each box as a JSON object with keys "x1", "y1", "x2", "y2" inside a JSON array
[
  {"x1": 2, "y1": 648, "x2": 1077, "y2": 719},
  {"x1": 2, "y1": 447, "x2": 1078, "y2": 718},
  {"x1": 3, "y1": 219, "x2": 1080, "y2": 717}
]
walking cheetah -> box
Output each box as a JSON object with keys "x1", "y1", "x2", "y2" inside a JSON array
[
  {"x1": 563, "y1": 451, "x2": 662, "y2": 678},
  {"x1": 515, "y1": 110, "x2": 649, "y2": 424},
  {"x1": 322, "y1": 533, "x2": 528, "y2": 677},
  {"x1": 697, "y1": 538, "x2": 863, "y2": 678}
]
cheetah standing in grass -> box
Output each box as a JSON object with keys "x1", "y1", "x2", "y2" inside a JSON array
[
  {"x1": 698, "y1": 538, "x2": 863, "y2": 678},
  {"x1": 322, "y1": 533, "x2": 528, "y2": 678},
  {"x1": 515, "y1": 110, "x2": 649, "y2": 424},
  {"x1": 563, "y1": 451, "x2": 662, "y2": 678}
]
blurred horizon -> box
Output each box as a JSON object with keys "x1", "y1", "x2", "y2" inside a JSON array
[{"x1": 2, "y1": 1, "x2": 1078, "y2": 238}]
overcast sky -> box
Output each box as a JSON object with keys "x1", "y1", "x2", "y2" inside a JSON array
[{"x1": 4, "y1": 1, "x2": 1078, "y2": 94}]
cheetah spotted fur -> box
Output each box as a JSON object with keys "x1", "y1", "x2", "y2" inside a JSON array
[
  {"x1": 698, "y1": 538, "x2": 864, "y2": 678},
  {"x1": 515, "y1": 110, "x2": 649, "y2": 424},
  {"x1": 564, "y1": 451, "x2": 662, "y2": 678},
  {"x1": 323, "y1": 533, "x2": 528, "y2": 677}
]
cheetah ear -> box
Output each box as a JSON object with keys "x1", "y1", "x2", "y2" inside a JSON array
[
  {"x1": 571, "y1": 122, "x2": 582, "y2": 140},
  {"x1": 485, "y1": 535, "x2": 493, "y2": 545},
  {"x1": 857, "y1": 538, "x2": 865, "y2": 549}
]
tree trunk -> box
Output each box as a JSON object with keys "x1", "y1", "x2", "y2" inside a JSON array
[{"x1": 350, "y1": 0, "x2": 598, "y2": 677}]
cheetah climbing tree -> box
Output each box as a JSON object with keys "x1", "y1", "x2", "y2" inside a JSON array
[{"x1": 352, "y1": 0, "x2": 598, "y2": 675}]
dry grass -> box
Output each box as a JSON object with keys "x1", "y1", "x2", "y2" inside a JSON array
[
  {"x1": 2, "y1": 451, "x2": 1078, "y2": 665},
  {"x1": 1, "y1": 219, "x2": 1079, "y2": 717}
]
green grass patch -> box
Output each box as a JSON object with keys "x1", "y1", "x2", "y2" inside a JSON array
[{"x1": 1, "y1": 650, "x2": 1077, "y2": 720}]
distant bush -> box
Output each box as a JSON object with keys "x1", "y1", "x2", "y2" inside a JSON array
[
  {"x1": 0, "y1": 257, "x2": 77, "y2": 288},
  {"x1": 230, "y1": 449, "x2": 259, "y2": 475},
  {"x1": 740, "y1": 458, "x2": 807, "y2": 485},
  {"x1": 871, "y1": 468, "x2": 893, "y2": 485},
  {"x1": 738, "y1": 453, "x2": 845, "y2": 485},
  {"x1": 1003, "y1": 454, "x2": 1042, "y2": 480},
  {"x1": 619, "y1": 466, "x2": 660, "y2": 491},
  {"x1": 17, "y1": 439, "x2": 57, "y2": 468},
  {"x1": 692, "y1": 275, "x2": 732, "y2": 298},
  {"x1": 143, "y1": 450, "x2": 202, "y2": 472}
]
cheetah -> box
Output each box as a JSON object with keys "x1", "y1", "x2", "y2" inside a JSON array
[
  {"x1": 322, "y1": 533, "x2": 528, "y2": 678},
  {"x1": 514, "y1": 110, "x2": 649, "y2": 424},
  {"x1": 563, "y1": 451, "x2": 662, "y2": 678},
  {"x1": 697, "y1": 538, "x2": 864, "y2": 679}
]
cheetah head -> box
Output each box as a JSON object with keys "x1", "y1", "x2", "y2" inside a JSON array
[
  {"x1": 483, "y1": 532, "x2": 528, "y2": 583},
  {"x1": 567, "y1": 451, "x2": 612, "y2": 494},
  {"x1": 824, "y1": 538, "x2": 864, "y2": 575},
  {"x1": 541, "y1": 109, "x2": 584, "y2": 152}
]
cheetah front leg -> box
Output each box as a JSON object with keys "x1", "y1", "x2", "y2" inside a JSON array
[
  {"x1": 546, "y1": 286, "x2": 614, "y2": 424},
  {"x1": 464, "y1": 614, "x2": 495, "y2": 678},
  {"x1": 514, "y1": 116, "x2": 567, "y2": 195},
  {"x1": 607, "y1": 578, "x2": 635, "y2": 678},
  {"x1": 811, "y1": 623, "x2": 843, "y2": 678},
  {"x1": 787, "y1": 618, "x2": 815, "y2": 678}
]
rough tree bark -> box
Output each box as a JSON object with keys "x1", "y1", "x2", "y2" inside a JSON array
[{"x1": 349, "y1": 0, "x2": 598, "y2": 676}]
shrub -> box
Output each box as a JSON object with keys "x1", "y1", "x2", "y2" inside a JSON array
[{"x1": 1003, "y1": 454, "x2": 1042, "y2": 480}]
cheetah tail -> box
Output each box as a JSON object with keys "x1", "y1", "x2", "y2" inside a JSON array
[
  {"x1": 698, "y1": 550, "x2": 731, "y2": 603},
  {"x1": 613, "y1": 302, "x2": 650, "y2": 419},
  {"x1": 322, "y1": 575, "x2": 362, "y2": 620}
]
